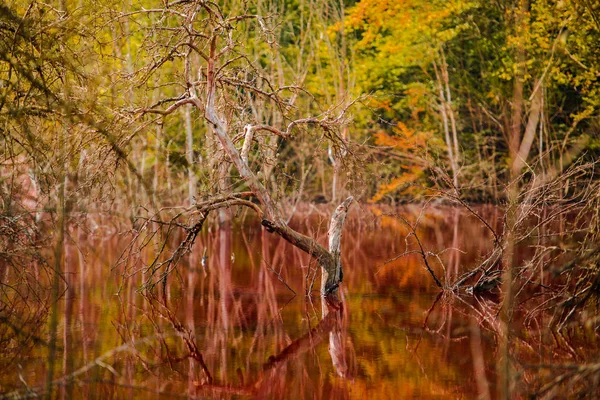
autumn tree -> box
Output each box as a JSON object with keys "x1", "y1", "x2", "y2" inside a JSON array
[{"x1": 346, "y1": 0, "x2": 600, "y2": 200}]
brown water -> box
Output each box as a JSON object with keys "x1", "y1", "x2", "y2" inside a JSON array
[{"x1": 0, "y1": 205, "x2": 596, "y2": 398}]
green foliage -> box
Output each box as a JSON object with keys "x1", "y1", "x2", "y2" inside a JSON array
[{"x1": 346, "y1": 0, "x2": 600, "y2": 200}]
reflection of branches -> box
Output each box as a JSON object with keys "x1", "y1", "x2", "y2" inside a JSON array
[
  {"x1": 414, "y1": 291, "x2": 443, "y2": 352},
  {"x1": 0, "y1": 315, "x2": 49, "y2": 347},
  {"x1": 527, "y1": 363, "x2": 600, "y2": 399},
  {"x1": 422, "y1": 283, "x2": 600, "y2": 399},
  {"x1": 144, "y1": 293, "x2": 213, "y2": 384},
  {"x1": 158, "y1": 293, "x2": 347, "y2": 397},
  {"x1": 261, "y1": 299, "x2": 343, "y2": 373},
  {"x1": 1, "y1": 332, "x2": 192, "y2": 399},
  {"x1": 379, "y1": 209, "x2": 444, "y2": 289},
  {"x1": 120, "y1": 192, "x2": 261, "y2": 289}
]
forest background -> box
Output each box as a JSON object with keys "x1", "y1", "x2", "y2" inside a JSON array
[{"x1": 3, "y1": 0, "x2": 599, "y2": 210}]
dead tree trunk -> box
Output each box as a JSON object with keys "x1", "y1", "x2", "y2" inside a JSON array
[
  {"x1": 205, "y1": 94, "x2": 353, "y2": 294},
  {"x1": 134, "y1": 4, "x2": 355, "y2": 296},
  {"x1": 204, "y1": 65, "x2": 351, "y2": 293}
]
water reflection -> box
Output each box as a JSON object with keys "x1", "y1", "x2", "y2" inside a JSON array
[{"x1": 0, "y1": 205, "x2": 597, "y2": 398}]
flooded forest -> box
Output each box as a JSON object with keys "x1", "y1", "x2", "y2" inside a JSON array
[{"x1": 2, "y1": 0, "x2": 600, "y2": 398}]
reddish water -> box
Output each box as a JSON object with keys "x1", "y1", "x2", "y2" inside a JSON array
[{"x1": 0, "y1": 205, "x2": 596, "y2": 398}]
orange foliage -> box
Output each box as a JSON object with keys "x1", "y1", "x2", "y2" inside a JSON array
[
  {"x1": 369, "y1": 166, "x2": 423, "y2": 203},
  {"x1": 370, "y1": 123, "x2": 430, "y2": 202},
  {"x1": 373, "y1": 122, "x2": 430, "y2": 152},
  {"x1": 365, "y1": 97, "x2": 393, "y2": 112}
]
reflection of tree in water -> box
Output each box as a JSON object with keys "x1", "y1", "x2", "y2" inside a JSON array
[
  {"x1": 3, "y1": 206, "x2": 600, "y2": 398},
  {"x1": 416, "y1": 285, "x2": 600, "y2": 399},
  {"x1": 110, "y1": 221, "x2": 355, "y2": 399},
  {"x1": 219, "y1": 227, "x2": 351, "y2": 396},
  {"x1": 257, "y1": 294, "x2": 350, "y2": 397},
  {"x1": 0, "y1": 208, "x2": 50, "y2": 392}
]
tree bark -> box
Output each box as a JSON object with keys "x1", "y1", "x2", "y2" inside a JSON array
[
  {"x1": 511, "y1": 81, "x2": 543, "y2": 176},
  {"x1": 509, "y1": 0, "x2": 528, "y2": 174},
  {"x1": 205, "y1": 49, "x2": 353, "y2": 294},
  {"x1": 433, "y1": 58, "x2": 459, "y2": 187},
  {"x1": 184, "y1": 105, "x2": 196, "y2": 205}
]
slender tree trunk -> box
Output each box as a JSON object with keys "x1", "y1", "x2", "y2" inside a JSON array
[
  {"x1": 330, "y1": 0, "x2": 349, "y2": 204},
  {"x1": 440, "y1": 48, "x2": 460, "y2": 163},
  {"x1": 46, "y1": 160, "x2": 65, "y2": 400},
  {"x1": 153, "y1": 120, "x2": 162, "y2": 203},
  {"x1": 184, "y1": 105, "x2": 196, "y2": 204},
  {"x1": 434, "y1": 59, "x2": 459, "y2": 187},
  {"x1": 511, "y1": 81, "x2": 543, "y2": 176},
  {"x1": 47, "y1": 2, "x2": 69, "y2": 397},
  {"x1": 498, "y1": 189, "x2": 517, "y2": 400},
  {"x1": 509, "y1": 0, "x2": 528, "y2": 169}
]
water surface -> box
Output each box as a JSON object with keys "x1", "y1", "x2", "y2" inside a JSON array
[{"x1": 0, "y1": 205, "x2": 594, "y2": 398}]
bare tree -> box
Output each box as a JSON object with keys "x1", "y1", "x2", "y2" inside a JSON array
[{"x1": 124, "y1": 1, "x2": 355, "y2": 296}]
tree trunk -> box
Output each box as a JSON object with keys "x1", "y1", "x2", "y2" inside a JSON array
[
  {"x1": 205, "y1": 51, "x2": 353, "y2": 294},
  {"x1": 511, "y1": 81, "x2": 542, "y2": 176},
  {"x1": 433, "y1": 58, "x2": 459, "y2": 187},
  {"x1": 509, "y1": 0, "x2": 528, "y2": 175}
]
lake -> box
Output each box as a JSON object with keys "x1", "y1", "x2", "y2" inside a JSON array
[{"x1": 0, "y1": 204, "x2": 595, "y2": 399}]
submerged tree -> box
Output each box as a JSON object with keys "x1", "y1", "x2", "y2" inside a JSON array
[{"x1": 120, "y1": 1, "x2": 356, "y2": 296}]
